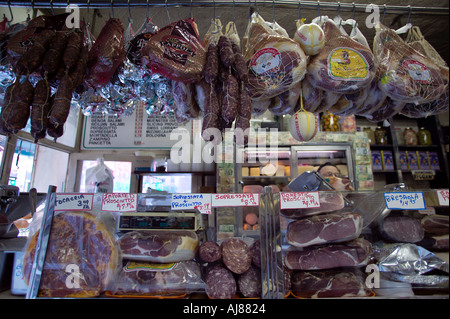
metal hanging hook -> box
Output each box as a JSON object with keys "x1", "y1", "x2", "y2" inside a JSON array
[
  {"x1": 190, "y1": 0, "x2": 193, "y2": 19},
  {"x1": 213, "y1": 0, "x2": 216, "y2": 19},
  {"x1": 165, "y1": 0, "x2": 171, "y2": 24},
  {"x1": 5, "y1": 0, "x2": 13, "y2": 23},
  {"x1": 232, "y1": 0, "x2": 235, "y2": 22},
  {"x1": 298, "y1": 0, "x2": 302, "y2": 20},
  {"x1": 272, "y1": 0, "x2": 276, "y2": 23},
  {"x1": 407, "y1": 5, "x2": 412, "y2": 24},
  {"x1": 50, "y1": 0, "x2": 54, "y2": 15},
  {"x1": 127, "y1": 0, "x2": 132, "y2": 23},
  {"x1": 382, "y1": 4, "x2": 387, "y2": 24},
  {"x1": 317, "y1": 1, "x2": 320, "y2": 18},
  {"x1": 110, "y1": 0, "x2": 114, "y2": 18},
  {"x1": 352, "y1": 2, "x2": 356, "y2": 19}
]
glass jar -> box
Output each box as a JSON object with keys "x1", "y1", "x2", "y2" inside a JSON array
[
  {"x1": 374, "y1": 126, "x2": 388, "y2": 145},
  {"x1": 403, "y1": 127, "x2": 418, "y2": 146},
  {"x1": 417, "y1": 127, "x2": 432, "y2": 145},
  {"x1": 321, "y1": 111, "x2": 340, "y2": 131},
  {"x1": 363, "y1": 127, "x2": 376, "y2": 145}
]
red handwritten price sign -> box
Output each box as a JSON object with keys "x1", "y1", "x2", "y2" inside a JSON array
[
  {"x1": 279, "y1": 192, "x2": 320, "y2": 209},
  {"x1": 436, "y1": 189, "x2": 449, "y2": 206},
  {"x1": 171, "y1": 194, "x2": 212, "y2": 214},
  {"x1": 101, "y1": 193, "x2": 137, "y2": 212},
  {"x1": 212, "y1": 193, "x2": 259, "y2": 207},
  {"x1": 55, "y1": 193, "x2": 94, "y2": 211}
]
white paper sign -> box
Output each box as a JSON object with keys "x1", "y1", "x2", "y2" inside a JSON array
[
  {"x1": 212, "y1": 193, "x2": 259, "y2": 207},
  {"x1": 384, "y1": 192, "x2": 426, "y2": 210},
  {"x1": 54, "y1": 193, "x2": 94, "y2": 211},
  {"x1": 279, "y1": 192, "x2": 321, "y2": 209},
  {"x1": 171, "y1": 194, "x2": 212, "y2": 214},
  {"x1": 101, "y1": 193, "x2": 137, "y2": 212},
  {"x1": 436, "y1": 189, "x2": 449, "y2": 206}
]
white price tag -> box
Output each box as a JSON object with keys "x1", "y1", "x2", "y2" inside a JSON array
[
  {"x1": 101, "y1": 193, "x2": 137, "y2": 212},
  {"x1": 436, "y1": 189, "x2": 449, "y2": 206},
  {"x1": 384, "y1": 192, "x2": 426, "y2": 210},
  {"x1": 54, "y1": 193, "x2": 94, "y2": 211},
  {"x1": 171, "y1": 194, "x2": 212, "y2": 214},
  {"x1": 212, "y1": 193, "x2": 259, "y2": 207},
  {"x1": 279, "y1": 192, "x2": 320, "y2": 209}
]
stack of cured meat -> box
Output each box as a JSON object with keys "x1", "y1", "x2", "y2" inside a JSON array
[{"x1": 281, "y1": 192, "x2": 373, "y2": 298}]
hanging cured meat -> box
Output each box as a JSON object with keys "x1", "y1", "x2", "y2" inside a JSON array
[
  {"x1": 373, "y1": 22, "x2": 448, "y2": 104},
  {"x1": 306, "y1": 16, "x2": 376, "y2": 94},
  {"x1": 243, "y1": 12, "x2": 307, "y2": 101},
  {"x1": 142, "y1": 18, "x2": 206, "y2": 83}
]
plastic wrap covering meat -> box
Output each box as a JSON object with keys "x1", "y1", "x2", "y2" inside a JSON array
[
  {"x1": 374, "y1": 243, "x2": 449, "y2": 288},
  {"x1": 172, "y1": 80, "x2": 200, "y2": 124},
  {"x1": 291, "y1": 269, "x2": 371, "y2": 298},
  {"x1": 286, "y1": 212, "x2": 363, "y2": 248},
  {"x1": 379, "y1": 214, "x2": 425, "y2": 243},
  {"x1": 421, "y1": 215, "x2": 449, "y2": 236},
  {"x1": 22, "y1": 211, "x2": 119, "y2": 298},
  {"x1": 85, "y1": 18, "x2": 125, "y2": 89},
  {"x1": 269, "y1": 81, "x2": 301, "y2": 116},
  {"x1": 299, "y1": 77, "x2": 323, "y2": 112},
  {"x1": 280, "y1": 191, "x2": 345, "y2": 219},
  {"x1": 314, "y1": 90, "x2": 341, "y2": 114},
  {"x1": 251, "y1": 98, "x2": 271, "y2": 116},
  {"x1": 354, "y1": 78, "x2": 387, "y2": 116},
  {"x1": 400, "y1": 90, "x2": 449, "y2": 118},
  {"x1": 243, "y1": 12, "x2": 307, "y2": 101},
  {"x1": 108, "y1": 260, "x2": 204, "y2": 297},
  {"x1": 118, "y1": 230, "x2": 199, "y2": 263},
  {"x1": 373, "y1": 23, "x2": 448, "y2": 104},
  {"x1": 142, "y1": 18, "x2": 206, "y2": 83},
  {"x1": 127, "y1": 18, "x2": 159, "y2": 67},
  {"x1": 306, "y1": 16, "x2": 375, "y2": 94},
  {"x1": 284, "y1": 238, "x2": 372, "y2": 271},
  {"x1": 364, "y1": 97, "x2": 406, "y2": 123}
]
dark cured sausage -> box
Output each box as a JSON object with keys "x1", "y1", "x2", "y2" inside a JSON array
[
  {"x1": 48, "y1": 73, "x2": 73, "y2": 127},
  {"x1": 42, "y1": 32, "x2": 68, "y2": 75},
  {"x1": 30, "y1": 79, "x2": 51, "y2": 142},
  {"x1": 221, "y1": 238, "x2": 252, "y2": 274},
  {"x1": 205, "y1": 263, "x2": 236, "y2": 299},
  {"x1": 1, "y1": 78, "x2": 34, "y2": 133},
  {"x1": 238, "y1": 266, "x2": 261, "y2": 298},
  {"x1": 20, "y1": 29, "x2": 56, "y2": 74},
  {"x1": 203, "y1": 43, "x2": 219, "y2": 85},
  {"x1": 63, "y1": 31, "x2": 82, "y2": 69},
  {"x1": 198, "y1": 241, "x2": 222, "y2": 263},
  {"x1": 221, "y1": 73, "x2": 239, "y2": 125}
]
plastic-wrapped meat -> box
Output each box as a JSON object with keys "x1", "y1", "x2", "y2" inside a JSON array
[
  {"x1": 300, "y1": 77, "x2": 323, "y2": 112},
  {"x1": 221, "y1": 238, "x2": 252, "y2": 274},
  {"x1": 286, "y1": 212, "x2": 363, "y2": 248},
  {"x1": 238, "y1": 266, "x2": 261, "y2": 298},
  {"x1": 421, "y1": 215, "x2": 449, "y2": 236},
  {"x1": 306, "y1": 17, "x2": 376, "y2": 94},
  {"x1": 85, "y1": 18, "x2": 125, "y2": 89},
  {"x1": 118, "y1": 230, "x2": 199, "y2": 263},
  {"x1": 205, "y1": 263, "x2": 237, "y2": 299},
  {"x1": 251, "y1": 98, "x2": 271, "y2": 116},
  {"x1": 291, "y1": 269, "x2": 371, "y2": 298},
  {"x1": 354, "y1": 79, "x2": 387, "y2": 116},
  {"x1": 379, "y1": 215, "x2": 425, "y2": 243},
  {"x1": 142, "y1": 18, "x2": 206, "y2": 83},
  {"x1": 314, "y1": 90, "x2": 341, "y2": 114},
  {"x1": 269, "y1": 81, "x2": 301, "y2": 116},
  {"x1": 280, "y1": 192, "x2": 345, "y2": 219},
  {"x1": 172, "y1": 80, "x2": 200, "y2": 124},
  {"x1": 400, "y1": 89, "x2": 449, "y2": 118},
  {"x1": 373, "y1": 22, "x2": 448, "y2": 104},
  {"x1": 284, "y1": 238, "x2": 372, "y2": 271},
  {"x1": 110, "y1": 260, "x2": 204, "y2": 296},
  {"x1": 330, "y1": 85, "x2": 369, "y2": 116},
  {"x1": 365, "y1": 97, "x2": 406, "y2": 122},
  {"x1": 243, "y1": 12, "x2": 307, "y2": 101}
]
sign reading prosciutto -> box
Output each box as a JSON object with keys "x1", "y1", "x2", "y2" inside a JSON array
[{"x1": 279, "y1": 192, "x2": 321, "y2": 209}]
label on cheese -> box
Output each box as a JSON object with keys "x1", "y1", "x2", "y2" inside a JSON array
[{"x1": 328, "y1": 47, "x2": 369, "y2": 81}]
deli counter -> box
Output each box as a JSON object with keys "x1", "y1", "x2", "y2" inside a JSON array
[{"x1": 0, "y1": 183, "x2": 448, "y2": 299}]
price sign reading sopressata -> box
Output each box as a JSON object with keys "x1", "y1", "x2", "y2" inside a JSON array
[
  {"x1": 54, "y1": 193, "x2": 94, "y2": 211},
  {"x1": 101, "y1": 193, "x2": 137, "y2": 212},
  {"x1": 171, "y1": 194, "x2": 212, "y2": 214},
  {"x1": 212, "y1": 193, "x2": 259, "y2": 207},
  {"x1": 384, "y1": 192, "x2": 426, "y2": 210},
  {"x1": 436, "y1": 189, "x2": 449, "y2": 206},
  {"x1": 279, "y1": 192, "x2": 320, "y2": 209}
]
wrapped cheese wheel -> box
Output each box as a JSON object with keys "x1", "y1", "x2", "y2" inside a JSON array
[
  {"x1": 142, "y1": 18, "x2": 206, "y2": 83},
  {"x1": 289, "y1": 108, "x2": 318, "y2": 142},
  {"x1": 243, "y1": 12, "x2": 307, "y2": 101},
  {"x1": 293, "y1": 19, "x2": 325, "y2": 56}
]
